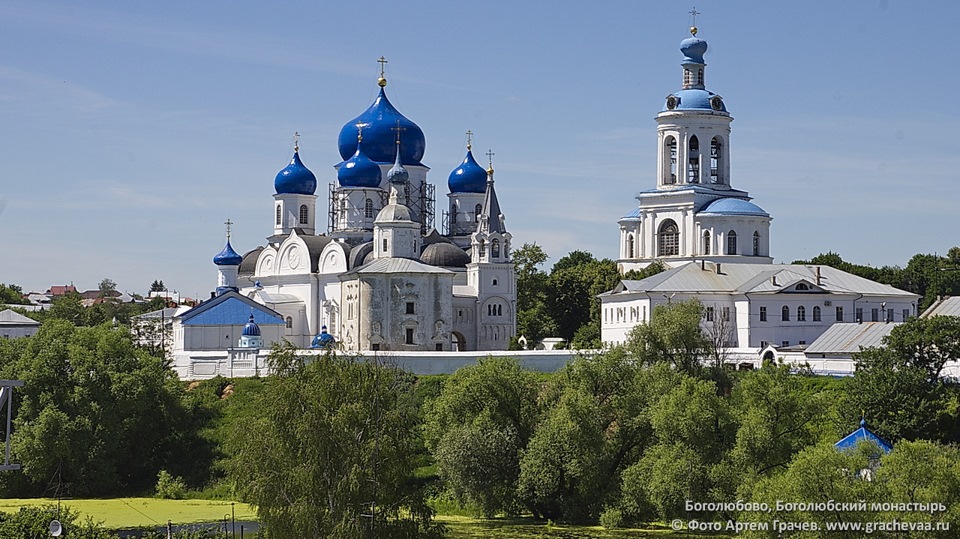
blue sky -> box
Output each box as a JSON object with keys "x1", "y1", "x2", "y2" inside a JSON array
[{"x1": 1, "y1": 1, "x2": 958, "y2": 298}]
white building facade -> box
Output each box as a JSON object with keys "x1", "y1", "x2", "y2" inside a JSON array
[
  {"x1": 170, "y1": 66, "x2": 517, "y2": 377},
  {"x1": 601, "y1": 28, "x2": 920, "y2": 353}
]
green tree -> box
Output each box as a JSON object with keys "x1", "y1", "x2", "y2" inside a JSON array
[
  {"x1": 512, "y1": 243, "x2": 556, "y2": 344},
  {"x1": 229, "y1": 344, "x2": 444, "y2": 538},
  {"x1": 425, "y1": 356, "x2": 540, "y2": 517},
  {"x1": 0, "y1": 283, "x2": 28, "y2": 305},
  {"x1": 625, "y1": 299, "x2": 712, "y2": 375},
  {"x1": 547, "y1": 253, "x2": 621, "y2": 343},
  {"x1": 149, "y1": 279, "x2": 166, "y2": 293},
  {"x1": 0, "y1": 319, "x2": 191, "y2": 496},
  {"x1": 98, "y1": 278, "x2": 117, "y2": 298},
  {"x1": 518, "y1": 352, "x2": 678, "y2": 522},
  {"x1": 848, "y1": 315, "x2": 960, "y2": 442}
]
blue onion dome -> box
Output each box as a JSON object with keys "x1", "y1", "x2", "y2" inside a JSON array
[
  {"x1": 680, "y1": 36, "x2": 708, "y2": 65},
  {"x1": 387, "y1": 144, "x2": 409, "y2": 184},
  {"x1": 448, "y1": 148, "x2": 487, "y2": 193},
  {"x1": 337, "y1": 87, "x2": 426, "y2": 165},
  {"x1": 242, "y1": 314, "x2": 261, "y2": 336},
  {"x1": 213, "y1": 240, "x2": 243, "y2": 266},
  {"x1": 274, "y1": 150, "x2": 317, "y2": 195},
  {"x1": 338, "y1": 138, "x2": 383, "y2": 188}
]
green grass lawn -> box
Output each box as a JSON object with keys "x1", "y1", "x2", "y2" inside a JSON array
[
  {"x1": 0, "y1": 498, "x2": 255, "y2": 529},
  {"x1": 437, "y1": 515, "x2": 720, "y2": 538}
]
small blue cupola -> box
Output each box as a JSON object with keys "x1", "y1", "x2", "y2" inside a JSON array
[
  {"x1": 238, "y1": 312, "x2": 264, "y2": 349},
  {"x1": 213, "y1": 240, "x2": 243, "y2": 266},
  {"x1": 387, "y1": 141, "x2": 409, "y2": 184},
  {"x1": 311, "y1": 325, "x2": 336, "y2": 349},
  {"x1": 680, "y1": 36, "x2": 708, "y2": 65},
  {"x1": 448, "y1": 146, "x2": 487, "y2": 194},
  {"x1": 338, "y1": 131, "x2": 383, "y2": 188},
  {"x1": 835, "y1": 418, "x2": 893, "y2": 454},
  {"x1": 242, "y1": 313, "x2": 261, "y2": 336},
  {"x1": 274, "y1": 148, "x2": 317, "y2": 195},
  {"x1": 337, "y1": 65, "x2": 426, "y2": 165}
]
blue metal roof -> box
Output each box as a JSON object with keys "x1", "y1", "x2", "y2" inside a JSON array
[
  {"x1": 338, "y1": 87, "x2": 426, "y2": 165},
  {"x1": 448, "y1": 149, "x2": 487, "y2": 193},
  {"x1": 274, "y1": 150, "x2": 317, "y2": 195},
  {"x1": 621, "y1": 207, "x2": 641, "y2": 220},
  {"x1": 834, "y1": 419, "x2": 893, "y2": 454},
  {"x1": 338, "y1": 141, "x2": 382, "y2": 188},
  {"x1": 698, "y1": 197, "x2": 769, "y2": 217},
  {"x1": 680, "y1": 37, "x2": 707, "y2": 64},
  {"x1": 664, "y1": 89, "x2": 726, "y2": 112},
  {"x1": 213, "y1": 240, "x2": 243, "y2": 266},
  {"x1": 180, "y1": 291, "x2": 284, "y2": 326}
]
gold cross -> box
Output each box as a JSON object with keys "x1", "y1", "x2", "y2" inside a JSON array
[
  {"x1": 355, "y1": 122, "x2": 366, "y2": 142},
  {"x1": 466, "y1": 130, "x2": 474, "y2": 151},
  {"x1": 293, "y1": 131, "x2": 299, "y2": 152},
  {"x1": 391, "y1": 120, "x2": 406, "y2": 145},
  {"x1": 224, "y1": 219, "x2": 233, "y2": 240},
  {"x1": 689, "y1": 7, "x2": 700, "y2": 35},
  {"x1": 486, "y1": 149, "x2": 495, "y2": 169},
  {"x1": 378, "y1": 56, "x2": 388, "y2": 78}
]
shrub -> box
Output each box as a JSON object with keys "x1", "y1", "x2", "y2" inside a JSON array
[{"x1": 156, "y1": 470, "x2": 187, "y2": 499}]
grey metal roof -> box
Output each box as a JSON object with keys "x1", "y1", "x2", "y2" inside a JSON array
[
  {"x1": 804, "y1": 322, "x2": 899, "y2": 354},
  {"x1": 341, "y1": 257, "x2": 455, "y2": 276},
  {"x1": 922, "y1": 296, "x2": 960, "y2": 318},
  {"x1": 0, "y1": 309, "x2": 40, "y2": 326},
  {"x1": 602, "y1": 262, "x2": 918, "y2": 299}
]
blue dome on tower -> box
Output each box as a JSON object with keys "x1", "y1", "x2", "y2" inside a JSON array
[
  {"x1": 699, "y1": 198, "x2": 769, "y2": 217},
  {"x1": 213, "y1": 240, "x2": 243, "y2": 266},
  {"x1": 448, "y1": 149, "x2": 487, "y2": 193},
  {"x1": 241, "y1": 314, "x2": 261, "y2": 336},
  {"x1": 338, "y1": 87, "x2": 426, "y2": 165},
  {"x1": 680, "y1": 37, "x2": 708, "y2": 64},
  {"x1": 338, "y1": 140, "x2": 383, "y2": 188},
  {"x1": 387, "y1": 145, "x2": 409, "y2": 184},
  {"x1": 274, "y1": 151, "x2": 317, "y2": 195}
]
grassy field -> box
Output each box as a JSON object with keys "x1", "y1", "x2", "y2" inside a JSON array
[
  {"x1": 437, "y1": 515, "x2": 719, "y2": 538},
  {"x1": 0, "y1": 499, "x2": 722, "y2": 537},
  {"x1": 0, "y1": 498, "x2": 256, "y2": 529}
]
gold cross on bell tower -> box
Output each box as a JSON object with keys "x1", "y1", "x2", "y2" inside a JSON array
[{"x1": 224, "y1": 218, "x2": 233, "y2": 241}]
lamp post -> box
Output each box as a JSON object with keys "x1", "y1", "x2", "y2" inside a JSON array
[{"x1": 231, "y1": 502, "x2": 236, "y2": 539}]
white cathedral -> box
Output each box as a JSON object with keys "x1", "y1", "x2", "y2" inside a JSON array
[
  {"x1": 170, "y1": 67, "x2": 517, "y2": 378},
  {"x1": 600, "y1": 28, "x2": 919, "y2": 353}
]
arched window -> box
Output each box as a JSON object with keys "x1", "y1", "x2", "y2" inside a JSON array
[
  {"x1": 658, "y1": 220, "x2": 679, "y2": 257},
  {"x1": 276, "y1": 205, "x2": 282, "y2": 226},
  {"x1": 479, "y1": 239, "x2": 485, "y2": 257},
  {"x1": 688, "y1": 135, "x2": 700, "y2": 183},
  {"x1": 285, "y1": 316, "x2": 293, "y2": 329},
  {"x1": 299, "y1": 205, "x2": 308, "y2": 224},
  {"x1": 796, "y1": 283, "x2": 809, "y2": 291},
  {"x1": 813, "y1": 306, "x2": 821, "y2": 322},
  {"x1": 492, "y1": 238, "x2": 500, "y2": 258},
  {"x1": 627, "y1": 235, "x2": 635, "y2": 258},
  {"x1": 382, "y1": 238, "x2": 387, "y2": 252},
  {"x1": 702, "y1": 230, "x2": 711, "y2": 255},
  {"x1": 364, "y1": 198, "x2": 374, "y2": 219},
  {"x1": 781, "y1": 305, "x2": 790, "y2": 322},
  {"x1": 797, "y1": 305, "x2": 806, "y2": 322},
  {"x1": 710, "y1": 137, "x2": 722, "y2": 184},
  {"x1": 450, "y1": 206, "x2": 457, "y2": 224},
  {"x1": 665, "y1": 136, "x2": 677, "y2": 184},
  {"x1": 753, "y1": 231, "x2": 760, "y2": 256},
  {"x1": 475, "y1": 203, "x2": 483, "y2": 223},
  {"x1": 726, "y1": 230, "x2": 737, "y2": 255}
]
